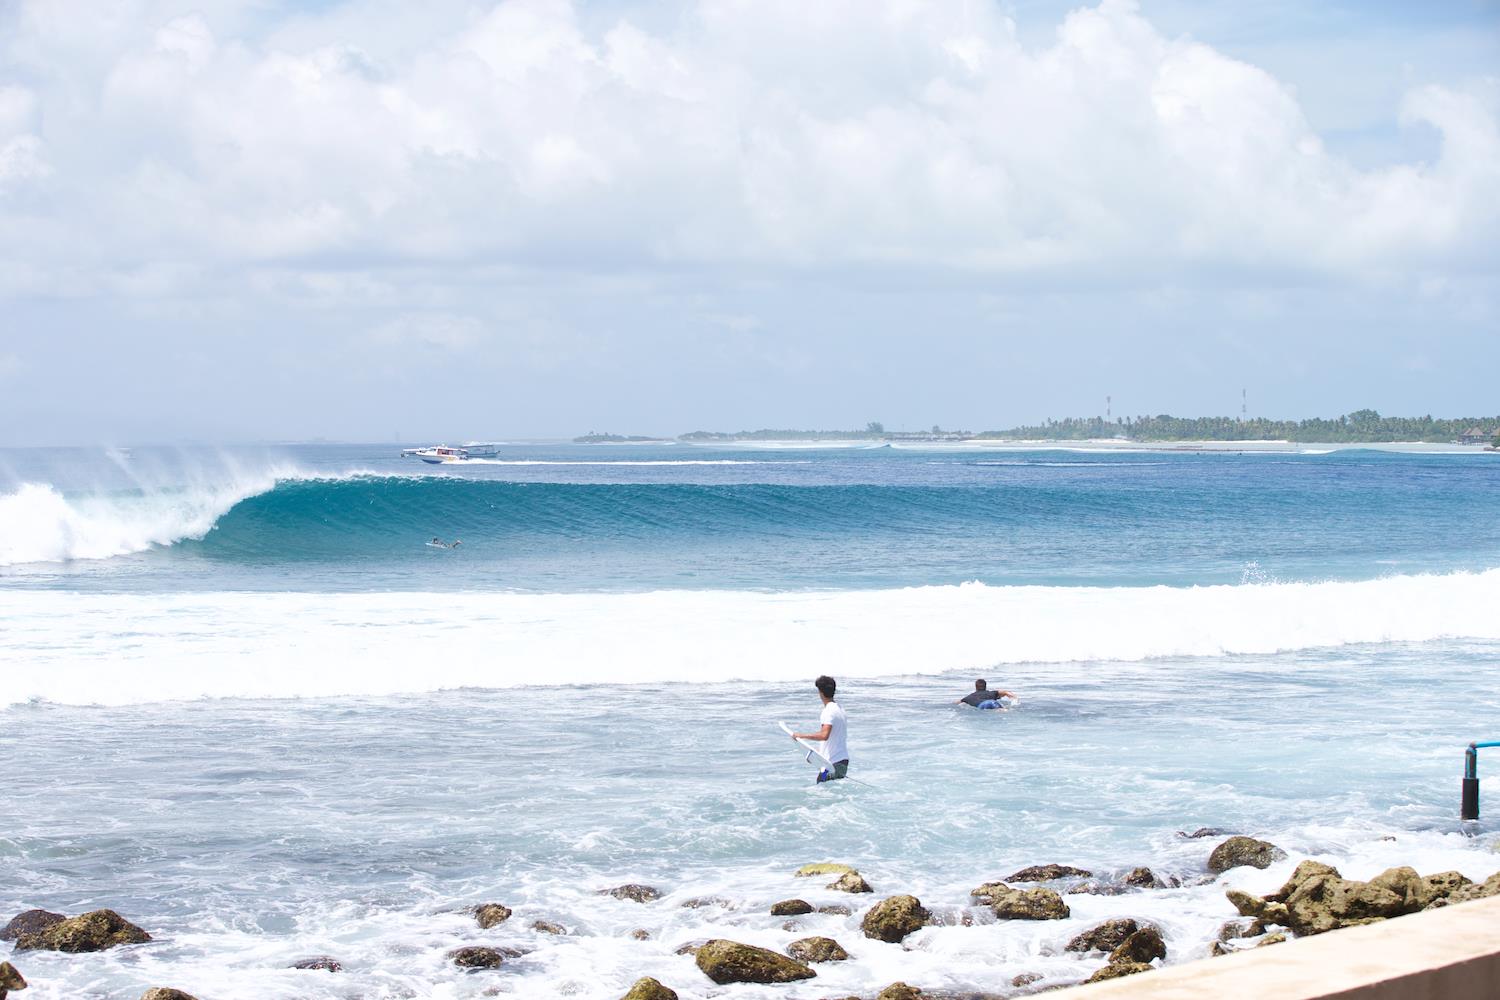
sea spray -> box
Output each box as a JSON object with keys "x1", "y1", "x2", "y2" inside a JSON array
[{"x1": 4, "y1": 570, "x2": 1500, "y2": 706}]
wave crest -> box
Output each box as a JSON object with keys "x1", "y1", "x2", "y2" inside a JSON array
[{"x1": 3, "y1": 570, "x2": 1498, "y2": 706}]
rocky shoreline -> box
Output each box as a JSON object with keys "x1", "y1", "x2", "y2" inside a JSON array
[{"x1": 4, "y1": 834, "x2": 1500, "y2": 1000}]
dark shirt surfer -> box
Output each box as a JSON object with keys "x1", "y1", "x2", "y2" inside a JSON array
[{"x1": 958, "y1": 679, "x2": 1015, "y2": 708}]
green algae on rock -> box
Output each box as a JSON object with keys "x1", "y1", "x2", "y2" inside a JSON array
[
  {"x1": 860, "y1": 895, "x2": 929, "y2": 943},
  {"x1": 694, "y1": 939, "x2": 816, "y2": 984},
  {"x1": 13, "y1": 910, "x2": 151, "y2": 953}
]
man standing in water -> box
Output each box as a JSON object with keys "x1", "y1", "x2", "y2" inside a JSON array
[{"x1": 792, "y1": 675, "x2": 849, "y2": 783}]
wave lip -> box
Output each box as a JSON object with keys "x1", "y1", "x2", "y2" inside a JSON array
[
  {"x1": 0, "y1": 466, "x2": 371, "y2": 567},
  {"x1": 4, "y1": 569, "x2": 1499, "y2": 707}
]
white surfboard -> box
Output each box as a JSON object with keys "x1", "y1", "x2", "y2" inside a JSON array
[{"x1": 779, "y1": 721, "x2": 833, "y2": 769}]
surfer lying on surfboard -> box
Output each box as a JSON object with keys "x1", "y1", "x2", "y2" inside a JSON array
[
  {"x1": 789, "y1": 675, "x2": 850, "y2": 783},
  {"x1": 957, "y1": 678, "x2": 1016, "y2": 710}
]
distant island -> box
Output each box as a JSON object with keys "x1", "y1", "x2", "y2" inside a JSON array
[
  {"x1": 976, "y1": 410, "x2": 1500, "y2": 445},
  {"x1": 572, "y1": 432, "x2": 674, "y2": 444},
  {"x1": 576, "y1": 411, "x2": 1500, "y2": 446}
]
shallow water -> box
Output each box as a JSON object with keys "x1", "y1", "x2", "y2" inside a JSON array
[
  {"x1": 5, "y1": 643, "x2": 1500, "y2": 998},
  {"x1": 3, "y1": 444, "x2": 1500, "y2": 998}
]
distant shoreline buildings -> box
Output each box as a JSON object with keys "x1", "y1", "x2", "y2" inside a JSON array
[{"x1": 576, "y1": 411, "x2": 1500, "y2": 446}]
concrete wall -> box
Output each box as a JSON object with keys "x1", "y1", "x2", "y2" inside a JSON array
[{"x1": 1052, "y1": 894, "x2": 1500, "y2": 999}]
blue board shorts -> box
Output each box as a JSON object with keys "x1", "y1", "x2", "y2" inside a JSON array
[
  {"x1": 816, "y1": 760, "x2": 850, "y2": 783},
  {"x1": 977, "y1": 699, "x2": 1003, "y2": 710}
]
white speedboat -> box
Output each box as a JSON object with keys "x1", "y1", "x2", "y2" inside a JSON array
[{"x1": 401, "y1": 445, "x2": 468, "y2": 464}]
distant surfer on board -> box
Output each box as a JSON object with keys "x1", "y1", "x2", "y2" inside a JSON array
[
  {"x1": 957, "y1": 679, "x2": 1015, "y2": 710},
  {"x1": 790, "y1": 675, "x2": 849, "y2": 783}
]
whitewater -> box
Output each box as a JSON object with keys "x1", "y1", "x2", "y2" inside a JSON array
[{"x1": 4, "y1": 442, "x2": 1500, "y2": 999}]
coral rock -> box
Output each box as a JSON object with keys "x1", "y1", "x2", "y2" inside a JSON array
[
  {"x1": 860, "y1": 895, "x2": 930, "y2": 943},
  {"x1": 787, "y1": 936, "x2": 850, "y2": 963},
  {"x1": 1066, "y1": 918, "x2": 1138, "y2": 953},
  {"x1": 1005, "y1": 865, "x2": 1092, "y2": 882},
  {"x1": 14, "y1": 910, "x2": 150, "y2": 953},
  {"x1": 770, "y1": 899, "x2": 814, "y2": 916},
  {"x1": 474, "y1": 903, "x2": 512, "y2": 928},
  {"x1": 1207, "y1": 837, "x2": 1286, "y2": 874},
  {"x1": 694, "y1": 939, "x2": 816, "y2": 984},
  {"x1": 621, "y1": 976, "x2": 678, "y2": 1000}
]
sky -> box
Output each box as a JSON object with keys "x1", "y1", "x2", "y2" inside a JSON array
[{"x1": 0, "y1": 0, "x2": 1497, "y2": 444}]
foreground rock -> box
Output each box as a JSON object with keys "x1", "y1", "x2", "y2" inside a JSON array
[
  {"x1": 1434, "y1": 871, "x2": 1500, "y2": 906},
  {"x1": 1066, "y1": 918, "x2": 1138, "y2": 953},
  {"x1": 475, "y1": 903, "x2": 512, "y2": 928},
  {"x1": 601, "y1": 885, "x2": 662, "y2": 903},
  {"x1": 770, "y1": 899, "x2": 813, "y2": 916},
  {"x1": 787, "y1": 936, "x2": 850, "y2": 963},
  {"x1": 0, "y1": 912, "x2": 64, "y2": 943},
  {"x1": 1207, "y1": 836, "x2": 1286, "y2": 873},
  {"x1": 0, "y1": 962, "x2": 26, "y2": 997},
  {"x1": 861, "y1": 895, "x2": 929, "y2": 943},
  {"x1": 1224, "y1": 861, "x2": 1487, "y2": 937},
  {"x1": 971, "y1": 883, "x2": 1069, "y2": 920},
  {"x1": 1124, "y1": 867, "x2": 1165, "y2": 888},
  {"x1": 1085, "y1": 962, "x2": 1152, "y2": 984},
  {"x1": 1108, "y1": 927, "x2": 1166, "y2": 966},
  {"x1": 695, "y1": 939, "x2": 815, "y2": 984},
  {"x1": 140, "y1": 991, "x2": 198, "y2": 1000},
  {"x1": 290, "y1": 956, "x2": 342, "y2": 971},
  {"x1": 14, "y1": 910, "x2": 151, "y2": 953},
  {"x1": 531, "y1": 920, "x2": 566, "y2": 934},
  {"x1": 829, "y1": 871, "x2": 874, "y2": 893},
  {"x1": 449, "y1": 946, "x2": 506, "y2": 969},
  {"x1": 876, "y1": 983, "x2": 922, "y2": 1000},
  {"x1": 622, "y1": 976, "x2": 678, "y2": 1000},
  {"x1": 1006, "y1": 864, "x2": 1092, "y2": 882},
  {"x1": 797, "y1": 863, "x2": 855, "y2": 877}
]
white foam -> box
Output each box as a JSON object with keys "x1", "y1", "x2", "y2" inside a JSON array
[
  {"x1": 5, "y1": 569, "x2": 1499, "y2": 707},
  {"x1": 0, "y1": 465, "x2": 376, "y2": 567}
]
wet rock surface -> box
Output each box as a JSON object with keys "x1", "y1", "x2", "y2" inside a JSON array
[
  {"x1": 602, "y1": 885, "x2": 662, "y2": 903},
  {"x1": 0, "y1": 912, "x2": 64, "y2": 943},
  {"x1": 787, "y1": 936, "x2": 850, "y2": 963},
  {"x1": 875, "y1": 983, "x2": 923, "y2": 1000},
  {"x1": 770, "y1": 899, "x2": 814, "y2": 916},
  {"x1": 290, "y1": 955, "x2": 342, "y2": 971},
  {"x1": 1224, "y1": 860, "x2": 1486, "y2": 938},
  {"x1": 621, "y1": 976, "x2": 678, "y2": 1000},
  {"x1": 797, "y1": 863, "x2": 855, "y2": 877},
  {"x1": 0, "y1": 962, "x2": 25, "y2": 995},
  {"x1": 139, "y1": 991, "x2": 198, "y2": 1000},
  {"x1": 1085, "y1": 961, "x2": 1152, "y2": 984},
  {"x1": 829, "y1": 872, "x2": 874, "y2": 894},
  {"x1": 1005, "y1": 865, "x2": 1092, "y2": 882},
  {"x1": 817, "y1": 904, "x2": 853, "y2": 915},
  {"x1": 971, "y1": 884, "x2": 1069, "y2": 920},
  {"x1": 1107, "y1": 926, "x2": 1165, "y2": 966},
  {"x1": 448, "y1": 946, "x2": 506, "y2": 969},
  {"x1": 1065, "y1": 918, "x2": 1138, "y2": 953},
  {"x1": 474, "y1": 903, "x2": 512, "y2": 929},
  {"x1": 13, "y1": 910, "x2": 151, "y2": 953},
  {"x1": 1123, "y1": 867, "x2": 1164, "y2": 888},
  {"x1": 1207, "y1": 837, "x2": 1286, "y2": 873},
  {"x1": 695, "y1": 939, "x2": 816, "y2": 983},
  {"x1": 861, "y1": 895, "x2": 930, "y2": 943},
  {"x1": 531, "y1": 920, "x2": 566, "y2": 934}
]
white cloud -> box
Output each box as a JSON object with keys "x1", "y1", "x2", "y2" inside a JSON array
[{"x1": 0, "y1": 0, "x2": 1494, "y2": 291}]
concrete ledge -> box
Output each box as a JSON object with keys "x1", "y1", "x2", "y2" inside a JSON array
[{"x1": 1051, "y1": 894, "x2": 1500, "y2": 999}]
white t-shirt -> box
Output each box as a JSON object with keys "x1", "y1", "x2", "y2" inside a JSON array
[{"x1": 820, "y1": 700, "x2": 849, "y2": 764}]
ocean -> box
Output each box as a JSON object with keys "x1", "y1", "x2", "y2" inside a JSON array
[{"x1": 3, "y1": 441, "x2": 1500, "y2": 998}]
